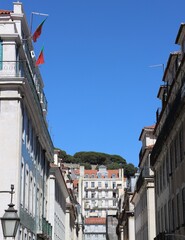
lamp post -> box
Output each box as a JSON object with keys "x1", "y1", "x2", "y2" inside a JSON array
[{"x1": 0, "y1": 185, "x2": 20, "y2": 239}]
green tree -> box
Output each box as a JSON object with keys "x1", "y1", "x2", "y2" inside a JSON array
[{"x1": 124, "y1": 163, "x2": 137, "y2": 177}]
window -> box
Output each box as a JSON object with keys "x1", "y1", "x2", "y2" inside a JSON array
[
  {"x1": 91, "y1": 182, "x2": 95, "y2": 188},
  {"x1": 0, "y1": 41, "x2": 3, "y2": 70},
  {"x1": 164, "y1": 203, "x2": 168, "y2": 231},
  {"x1": 85, "y1": 182, "x2": 88, "y2": 188},
  {"x1": 179, "y1": 127, "x2": 184, "y2": 162},
  {"x1": 21, "y1": 160, "x2": 24, "y2": 206},
  {"x1": 156, "y1": 171, "x2": 159, "y2": 196},
  {"x1": 91, "y1": 192, "x2": 95, "y2": 198},
  {"x1": 182, "y1": 188, "x2": 185, "y2": 225},
  {"x1": 27, "y1": 118, "x2": 30, "y2": 150},
  {"x1": 174, "y1": 136, "x2": 178, "y2": 168},
  {"x1": 161, "y1": 207, "x2": 164, "y2": 231},
  {"x1": 113, "y1": 199, "x2": 117, "y2": 206},
  {"x1": 98, "y1": 182, "x2": 102, "y2": 188},
  {"x1": 159, "y1": 165, "x2": 162, "y2": 193},
  {"x1": 113, "y1": 182, "x2": 116, "y2": 189},
  {"x1": 168, "y1": 200, "x2": 172, "y2": 232},
  {"x1": 163, "y1": 160, "x2": 166, "y2": 188},
  {"x1": 177, "y1": 193, "x2": 180, "y2": 228},
  {"x1": 166, "y1": 153, "x2": 169, "y2": 184},
  {"x1": 91, "y1": 174, "x2": 95, "y2": 178},
  {"x1": 112, "y1": 174, "x2": 116, "y2": 178},
  {"x1": 29, "y1": 174, "x2": 33, "y2": 214},
  {"x1": 105, "y1": 182, "x2": 108, "y2": 188},
  {"x1": 169, "y1": 142, "x2": 174, "y2": 175},
  {"x1": 33, "y1": 180, "x2": 36, "y2": 217},
  {"x1": 172, "y1": 198, "x2": 175, "y2": 231},
  {"x1": 25, "y1": 166, "x2": 29, "y2": 210},
  {"x1": 97, "y1": 172, "x2": 101, "y2": 178}
]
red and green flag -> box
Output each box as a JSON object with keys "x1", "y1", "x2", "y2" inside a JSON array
[
  {"x1": 32, "y1": 18, "x2": 47, "y2": 42},
  {"x1": 36, "y1": 47, "x2": 44, "y2": 66}
]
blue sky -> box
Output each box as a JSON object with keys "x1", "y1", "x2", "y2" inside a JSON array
[{"x1": 1, "y1": 0, "x2": 185, "y2": 166}]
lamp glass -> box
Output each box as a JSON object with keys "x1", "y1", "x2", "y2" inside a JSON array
[{"x1": 1, "y1": 204, "x2": 20, "y2": 238}]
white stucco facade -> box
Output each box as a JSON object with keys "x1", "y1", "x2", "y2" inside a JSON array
[
  {"x1": 131, "y1": 126, "x2": 156, "y2": 240},
  {"x1": 0, "y1": 2, "x2": 54, "y2": 240}
]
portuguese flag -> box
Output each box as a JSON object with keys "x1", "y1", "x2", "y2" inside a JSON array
[
  {"x1": 36, "y1": 47, "x2": 44, "y2": 66},
  {"x1": 32, "y1": 18, "x2": 47, "y2": 42}
]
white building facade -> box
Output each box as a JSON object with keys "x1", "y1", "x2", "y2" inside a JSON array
[
  {"x1": 0, "y1": 2, "x2": 53, "y2": 240},
  {"x1": 84, "y1": 217, "x2": 106, "y2": 240},
  {"x1": 132, "y1": 126, "x2": 156, "y2": 240},
  {"x1": 117, "y1": 175, "x2": 137, "y2": 240},
  {"x1": 151, "y1": 23, "x2": 185, "y2": 239},
  {"x1": 48, "y1": 151, "x2": 69, "y2": 240}
]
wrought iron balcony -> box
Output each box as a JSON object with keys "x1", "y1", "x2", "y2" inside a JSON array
[
  {"x1": 151, "y1": 90, "x2": 182, "y2": 166},
  {"x1": 37, "y1": 216, "x2": 52, "y2": 240}
]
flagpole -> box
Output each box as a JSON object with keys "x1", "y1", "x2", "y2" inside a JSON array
[{"x1": 30, "y1": 12, "x2": 49, "y2": 34}]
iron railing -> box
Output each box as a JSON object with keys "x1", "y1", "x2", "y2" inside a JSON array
[{"x1": 37, "y1": 216, "x2": 52, "y2": 239}]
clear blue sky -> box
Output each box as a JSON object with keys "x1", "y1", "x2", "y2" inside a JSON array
[{"x1": 1, "y1": 0, "x2": 185, "y2": 166}]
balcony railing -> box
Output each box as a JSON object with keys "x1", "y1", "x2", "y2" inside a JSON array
[
  {"x1": 37, "y1": 216, "x2": 52, "y2": 239},
  {"x1": 0, "y1": 60, "x2": 24, "y2": 77},
  {"x1": 151, "y1": 90, "x2": 182, "y2": 166},
  {"x1": 0, "y1": 60, "x2": 48, "y2": 114}
]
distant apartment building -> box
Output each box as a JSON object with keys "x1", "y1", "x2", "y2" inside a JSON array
[
  {"x1": 77, "y1": 165, "x2": 126, "y2": 240},
  {"x1": 132, "y1": 126, "x2": 156, "y2": 240},
  {"x1": 151, "y1": 23, "x2": 185, "y2": 239},
  {"x1": 0, "y1": 2, "x2": 54, "y2": 240},
  {"x1": 84, "y1": 217, "x2": 106, "y2": 240}
]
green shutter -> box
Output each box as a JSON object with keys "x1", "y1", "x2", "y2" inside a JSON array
[{"x1": 0, "y1": 41, "x2": 2, "y2": 70}]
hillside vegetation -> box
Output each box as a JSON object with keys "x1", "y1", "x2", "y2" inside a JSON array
[{"x1": 57, "y1": 149, "x2": 137, "y2": 177}]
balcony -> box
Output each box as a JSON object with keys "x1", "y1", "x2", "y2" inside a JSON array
[
  {"x1": 151, "y1": 90, "x2": 182, "y2": 166},
  {"x1": 37, "y1": 216, "x2": 52, "y2": 240},
  {"x1": 0, "y1": 60, "x2": 48, "y2": 115}
]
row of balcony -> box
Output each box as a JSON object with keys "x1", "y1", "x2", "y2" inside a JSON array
[
  {"x1": 84, "y1": 186, "x2": 118, "y2": 191},
  {"x1": 20, "y1": 207, "x2": 52, "y2": 239},
  {"x1": 151, "y1": 88, "x2": 182, "y2": 166},
  {"x1": 84, "y1": 205, "x2": 117, "y2": 210}
]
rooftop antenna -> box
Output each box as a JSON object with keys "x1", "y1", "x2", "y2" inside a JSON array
[{"x1": 149, "y1": 64, "x2": 164, "y2": 73}]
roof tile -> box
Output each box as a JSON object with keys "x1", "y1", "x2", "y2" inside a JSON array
[
  {"x1": 85, "y1": 217, "x2": 106, "y2": 225},
  {"x1": 0, "y1": 10, "x2": 12, "y2": 15}
]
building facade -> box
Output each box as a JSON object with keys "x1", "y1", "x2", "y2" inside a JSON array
[
  {"x1": 151, "y1": 23, "x2": 185, "y2": 239},
  {"x1": 132, "y1": 126, "x2": 156, "y2": 240},
  {"x1": 117, "y1": 175, "x2": 137, "y2": 240},
  {"x1": 84, "y1": 217, "x2": 106, "y2": 240},
  {"x1": 48, "y1": 150, "x2": 69, "y2": 240},
  {"x1": 0, "y1": 3, "x2": 53, "y2": 240}
]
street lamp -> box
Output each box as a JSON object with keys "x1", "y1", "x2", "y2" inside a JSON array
[{"x1": 0, "y1": 185, "x2": 20, "y2": 238}]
